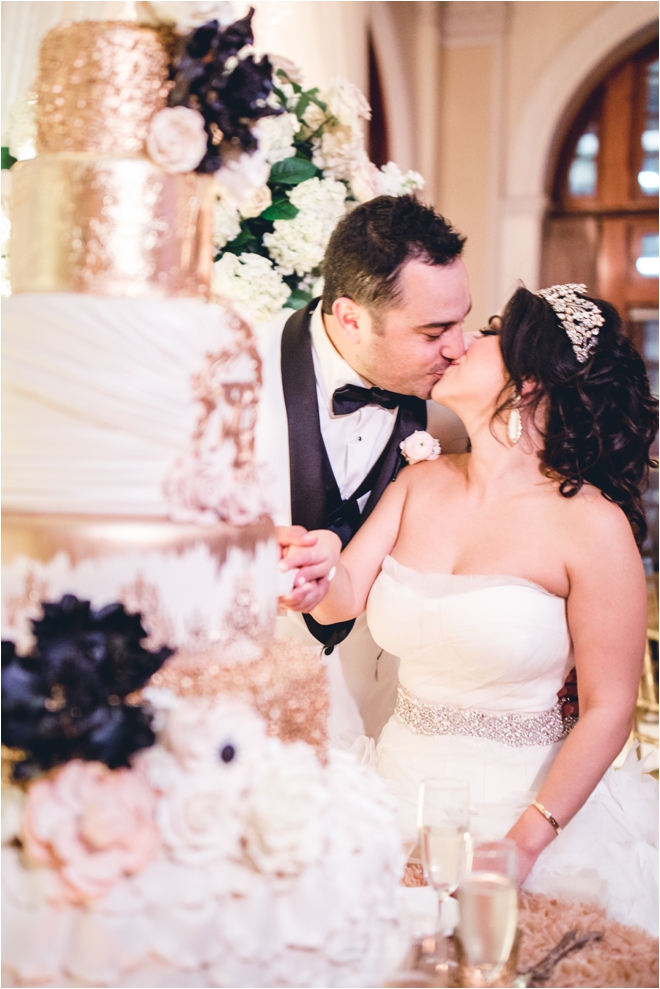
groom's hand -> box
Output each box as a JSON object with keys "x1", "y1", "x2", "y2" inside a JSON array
[{"x1": 276, "y1": 526, "x2": 341, "y2": 613}]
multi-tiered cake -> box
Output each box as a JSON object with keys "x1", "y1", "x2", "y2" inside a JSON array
[{"x1": 2, "y1": 12, "x2": 404, "y2": 988}]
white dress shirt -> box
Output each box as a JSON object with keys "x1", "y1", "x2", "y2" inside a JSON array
[{"x1": 309, "y1": 303, "x2": 397, "y2": 508}]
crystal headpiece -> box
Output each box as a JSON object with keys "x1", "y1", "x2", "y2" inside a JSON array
[{"x1": 536, "y1": 283, "x2": 605, "y2": 363}]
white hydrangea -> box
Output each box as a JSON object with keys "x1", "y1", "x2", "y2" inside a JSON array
[
  {"x1": 252, "y1": 113, "x2": 300, "y2": 164},
  {"x1": 263, "y1": 177, "x2": 346, "y2": 276},
  {"x1": 212, "y1": 252, "x2": 291, "y2": 322},
  {"x1": 7, "y1": 92, "x2": 37, "y2": 162},
  {"x1": 213, "y1": 193, "x2": 242, "y2": 251}
]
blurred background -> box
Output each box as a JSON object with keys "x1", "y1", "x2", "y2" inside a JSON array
[{"x1": 2, "y1": 0, "x2": 658, "y2": 737}]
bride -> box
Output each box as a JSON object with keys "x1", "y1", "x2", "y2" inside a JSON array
[{"x1": 281, "y1": 284, "x2": 659, "y2": 935}]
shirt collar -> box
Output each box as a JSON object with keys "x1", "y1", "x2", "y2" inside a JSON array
[{"x1": 309, "y1": 301, "x2": 366, "y2": 409}]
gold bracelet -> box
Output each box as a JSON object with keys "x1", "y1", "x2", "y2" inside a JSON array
[{"x1": 531, "y1": 800, "x2": 562, "y2": 835}]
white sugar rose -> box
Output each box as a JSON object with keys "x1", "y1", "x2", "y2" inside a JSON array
[
  {"x1": 244, "y1": 741, "x2": 329, "y2": 876},
  {"x1": 147, "y1": 106, "x2": 208, "y2": 174},
  {"x1": 239, "y1": 184, "x2": 272, "y2": 219},
  {"x1": 146, "y1": 751, "x2": 245, "y2": 866},
  {"x1": 400, "y1": 430, "x2": 441, "y2": 465}
]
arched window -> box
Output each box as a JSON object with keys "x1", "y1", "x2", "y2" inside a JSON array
[
  {"x1": 543, "y1": 39, "x2": 658, "y2": 374},
  {"x1": 542, "y1": 37, "x2": 658, "y2": 569}
]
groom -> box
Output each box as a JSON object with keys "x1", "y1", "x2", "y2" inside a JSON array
[{"x1": 254, "y1": 195, "x2": 471, "y2": 739}]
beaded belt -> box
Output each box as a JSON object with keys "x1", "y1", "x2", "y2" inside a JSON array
[{"x1": 395, "y1": 685, "x2": 575, "y2": 748}]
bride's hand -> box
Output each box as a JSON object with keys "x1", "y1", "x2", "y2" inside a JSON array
[{"x1": 276, "y1": 527, "x2": 341, "y2": 612}]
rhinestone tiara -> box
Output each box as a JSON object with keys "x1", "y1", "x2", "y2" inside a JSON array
[{"x1": 536, "y1": 283, "x2": 605, "y2": 363}]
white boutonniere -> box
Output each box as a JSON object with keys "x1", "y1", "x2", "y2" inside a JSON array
[{"x1": 399, "y1": 430, "x2": 441, "y2": 465}]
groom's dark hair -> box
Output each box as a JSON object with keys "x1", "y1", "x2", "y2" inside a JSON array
[{"x1": 321, "y1": 195, "x2": 465, "y2": 317}]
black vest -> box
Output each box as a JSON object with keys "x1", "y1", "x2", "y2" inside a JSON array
[{"x1": 281, "y1": 299, "x2": 427, "y2": 652}]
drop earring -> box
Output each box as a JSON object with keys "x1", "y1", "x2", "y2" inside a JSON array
[{"x1": 507, "y1": 392, "x2": 522, "y2": 445}]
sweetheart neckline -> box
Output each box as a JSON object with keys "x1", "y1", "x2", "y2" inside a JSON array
[{"x1": 382, "y1": 555, "x2": 564, "y2": 600}]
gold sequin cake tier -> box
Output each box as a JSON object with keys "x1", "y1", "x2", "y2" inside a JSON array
[
  {"x1": 10, "y1": 156, "x2": 213, "y2": 298},
  {"x1": 36, "y1": 21, "x2": 174, "y2": 156}
]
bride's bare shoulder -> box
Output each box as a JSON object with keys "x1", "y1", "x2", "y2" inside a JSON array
[{"x1": 553, "y1": 482, "x2": 639, "y2": 555}]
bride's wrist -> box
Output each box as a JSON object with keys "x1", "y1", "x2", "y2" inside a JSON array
[{"x1": 508, "y1": 804, "x2": 558, "y2": 857}]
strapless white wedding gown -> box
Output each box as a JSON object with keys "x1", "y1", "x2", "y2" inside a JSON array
[{"x1": 363, "y1": 556, "x2": 659, "y2": 936}]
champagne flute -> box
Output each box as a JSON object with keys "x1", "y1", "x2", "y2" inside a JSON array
[
  {"x1": 457, "y1": 839, "x2": 518, "y2": 987},
  {"x1": 417, "y1": 779, "x2": 471, "y2": 983}
]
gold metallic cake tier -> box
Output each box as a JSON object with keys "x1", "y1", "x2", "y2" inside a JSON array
[
  {"x1": 10, "y1": 156, "x2": 214, "y2": 298},
  {"x1": 36, "y1": 21, "x2": 173, "y2": 156}
]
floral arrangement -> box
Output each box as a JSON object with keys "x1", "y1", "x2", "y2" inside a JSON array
[
  {"x1": 3, "y1": 691, "x2": 404, "y2": 986},
  {"x1": 2, "y1": 595, "x2": 172, "y2": 780},
  {"x1": 211, "y1": 65, "x2": 425, "y2": 321}
]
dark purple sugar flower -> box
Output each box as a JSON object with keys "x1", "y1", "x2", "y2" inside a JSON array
[
  {"x1": 168, "y1": 7, "x2": 282, "y2": 174},
  {"x1": 2, "y1": 595, "x2": 172, "y2": 780}
]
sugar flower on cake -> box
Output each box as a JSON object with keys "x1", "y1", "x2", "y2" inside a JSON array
[
  {"x1": 213, "y1": 253, "x2": 291, "y2": 322},
  {"x1": 244, "y1": 741, "x2": 330, "y2": 876},
  {"x1": 21, "y1": 760, "x2": 160, "y2": 904},
  {"x1": 139, "y1": 703, "x2": 268, "y2": 866},
  {"x1": 400, "y1": 430, "x2": 441, "y2": 465},
  {"x1": 146, "y1": 106, "x2": 208, "y2": 174},
  {"x1": 146, "y1": 693, "x2": 269, "y2": 774}
]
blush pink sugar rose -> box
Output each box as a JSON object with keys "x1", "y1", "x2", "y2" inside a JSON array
[{"x1": 22, "y1": 759, "x2": 160, "y2": 904}]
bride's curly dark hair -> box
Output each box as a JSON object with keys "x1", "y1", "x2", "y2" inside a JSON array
[{"x1": 494, "y1": 287, "x2": 658, "y2": 546}]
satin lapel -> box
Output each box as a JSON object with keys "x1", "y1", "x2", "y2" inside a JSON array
[
  {"x1": 360, "y1": 399, "x2": 427, "y2": 524},
  {"x1": 281, "y1": 299, "x2": 328, "y2": 532}
]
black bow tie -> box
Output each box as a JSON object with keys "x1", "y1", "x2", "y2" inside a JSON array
[{"x1": 332, "y1": 383, "x2": 408, "y2": 416}]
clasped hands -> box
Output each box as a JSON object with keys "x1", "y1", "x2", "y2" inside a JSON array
[{"x1": 276, "y1": 525, "x2": 341, "y2": 613}]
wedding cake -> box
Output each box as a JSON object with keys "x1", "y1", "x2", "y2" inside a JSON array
[{"x1": 1, "y1": 11, "x2": 404, "y2": 988}]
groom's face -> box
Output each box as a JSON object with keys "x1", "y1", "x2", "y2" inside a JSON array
[{"x1": 354, "y1": 258, "x2": 471, "y2": 399}]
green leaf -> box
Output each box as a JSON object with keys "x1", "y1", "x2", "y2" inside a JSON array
[
  {"x1": 269, "y1": 157, "x2": 318, "y2": 186},
  {"x1": 1, "y1": 147, "x2": 17, "y2": 170},
  {"x1": 287, "y1": 288, "x2": 314, "y2": 310},
  {"x1": 260, "y1": 198, "x2": 299, "y2": 221}
]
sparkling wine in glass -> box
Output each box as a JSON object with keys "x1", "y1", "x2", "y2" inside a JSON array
[
  {"x1": 417, "y1": 779, "x2": 471, "y2": 984},
  {"x1": 457, "y1": 839, "x2": 518, "y2": 986}
]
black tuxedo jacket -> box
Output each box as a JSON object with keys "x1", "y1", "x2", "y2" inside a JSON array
[{"x1": 280, "y1": 299, "x2": 427, "y2": 650}]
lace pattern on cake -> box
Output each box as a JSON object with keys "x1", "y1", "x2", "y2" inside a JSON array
[{"x1": 164, "y1": 302, "x2": 272, "y2": 526}]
